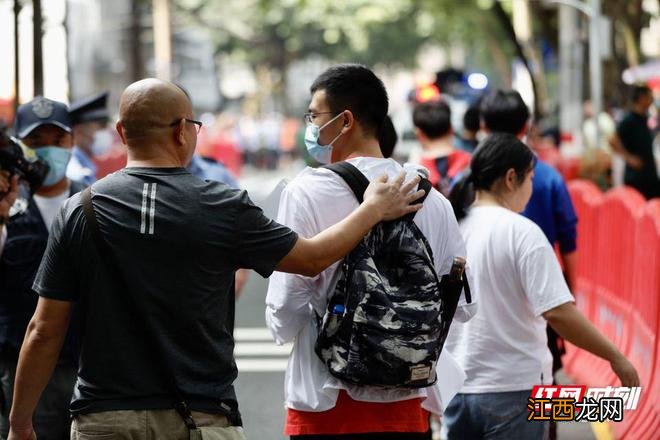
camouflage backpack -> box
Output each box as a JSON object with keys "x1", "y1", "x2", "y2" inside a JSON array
[{"x1": 315, "y1": 162, "x2": 471, "y2": 388}]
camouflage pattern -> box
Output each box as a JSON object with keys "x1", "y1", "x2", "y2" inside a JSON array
[{"x1": 315, "y1": 218, "x2": 459, "y2": 388}]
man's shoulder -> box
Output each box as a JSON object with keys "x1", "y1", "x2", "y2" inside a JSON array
[
  {"x1": 534, "y1": 161, "x2": 565, "y2": 187},
  {"x1": 285, "y1": 166, "x2": 349, "y2": 197},
  {"x1": 52, "y1": 191, "x2": 86, "y2": 237},
  {"x1": 616, "y1": 112, "x2": 636, "y2": 131},
  {"x1": 534, "y1": 160, "x2": 557, "y2": 175},
  {"x1": 419, "y1": 187, "x2": 454, "y2": 218}
]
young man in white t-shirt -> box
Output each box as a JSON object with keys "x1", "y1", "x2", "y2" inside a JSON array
[{"x1": 266, "y1": 64, "x2": 476, "y2": 439}]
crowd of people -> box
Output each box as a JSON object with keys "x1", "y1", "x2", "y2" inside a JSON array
[{"x1": 0, "y1": 62, "x2": 654, "y2": 440}]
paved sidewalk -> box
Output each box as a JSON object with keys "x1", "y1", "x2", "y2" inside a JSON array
[{"x1": 556, "y1": 370, "x2": 598, "y2": 440}]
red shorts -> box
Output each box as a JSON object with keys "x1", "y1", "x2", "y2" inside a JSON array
[{"x1": 284, "y1": 390, "x2": 430, "y2": 436}]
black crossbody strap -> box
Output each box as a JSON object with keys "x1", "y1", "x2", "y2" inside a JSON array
[{"x1": 81, "y1": 187, "x2": 198, "y2": 430}]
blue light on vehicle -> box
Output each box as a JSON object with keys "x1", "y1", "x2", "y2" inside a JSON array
[{"x1": 467, "y1": 73, "x2": 488, "y2": 90}]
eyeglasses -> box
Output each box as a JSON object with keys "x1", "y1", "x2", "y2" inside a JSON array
[
  {"x1": 303, "y1": 112, "x2": 334, "y2": 125},
  {"x1": 170, "y1": 118, "x2": 203, "y2": 134}
]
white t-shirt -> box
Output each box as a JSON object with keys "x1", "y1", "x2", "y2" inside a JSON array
[
  {"x1": 0, "y1": 189, "x2": 69, "y2": 257},
  {"x1": 444, "y1": 206, "x2": 574, "y2": 393},
  {"x1": 34, "y1": 190, "x2": 70, "y2": 231},
  {"x1": 583, "y1": 112, "x2": 616, "y2": 152},
  {"x1": 266, "y1": 157, "x2": 477, "y2": 413}
]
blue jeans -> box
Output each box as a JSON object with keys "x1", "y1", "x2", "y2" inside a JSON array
[{"x1": 443, "y1": 391, "x2": 548, "y2": 440}]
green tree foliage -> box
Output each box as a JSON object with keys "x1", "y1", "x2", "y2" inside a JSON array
[{"x1": 172, "y1": 0, "x2": 516, "y2": 110}]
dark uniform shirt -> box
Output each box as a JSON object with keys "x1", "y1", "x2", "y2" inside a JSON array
[
  {"x1": 617, "y1": 111, "x2": 660, "y2": 199},
  {"x1": 0, "y1": 182, "x2": 85, "y2": 361},
  {"x1": 32, "y1": 167, "x2": 297, "y2": 416}
]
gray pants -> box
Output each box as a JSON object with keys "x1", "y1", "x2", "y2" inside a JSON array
[
  {"x1": 0, "y1": 357, "x2": 76, "y2": 440},
  {"x1": 71, "y1": 409, "x2": 246, "y2": 440}
]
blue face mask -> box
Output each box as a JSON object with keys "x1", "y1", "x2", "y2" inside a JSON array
[
  {"x1": 34, "y1": 146, "x2": 72, "y2": 186},
  {"x1": 304, "y1": 113, "x2": 345, "y2": 164}
]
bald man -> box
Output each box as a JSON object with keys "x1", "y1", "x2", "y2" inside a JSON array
[{"x1": 7, "y1": 79, "x2": 424, "y2": 440}]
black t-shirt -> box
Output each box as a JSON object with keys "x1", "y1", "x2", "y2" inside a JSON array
[
  {"x1": 616, "y1": 111, "x2": 660, "y2": 198},
  {"x1": 33, "y1": 167, "x2": 297, "y2": 415}
]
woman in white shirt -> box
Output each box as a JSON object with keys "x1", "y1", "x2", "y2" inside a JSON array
[{"x1": 443, "y1": 133, "x2": 639, "y2": 440}]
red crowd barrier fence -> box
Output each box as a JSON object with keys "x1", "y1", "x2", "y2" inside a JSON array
[{"x1": 563, "y1": 180, "x2": 660, "y2": 439}]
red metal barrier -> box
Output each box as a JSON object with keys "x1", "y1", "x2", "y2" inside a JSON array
[
  {"x1": 562, "y1": 181, "x2": 660, "y2": 439},
  {"x1": 562, "y1": 180, "x2": 603, "y2": 377},
  {"x1": 619, "y1": 200, "x2": 660, "y2": 439},
  {"x1": 590, "y1": 188, "x2": 646, "y2": 385}
]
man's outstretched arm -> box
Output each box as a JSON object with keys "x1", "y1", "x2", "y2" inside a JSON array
[
  {"x1": 9, "y1": 297, "x2": 72, "y2": 440},
  {"x1": 276, "y1": 173, "x2": 424, "y2": 276}
]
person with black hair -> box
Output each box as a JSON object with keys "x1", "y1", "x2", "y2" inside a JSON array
[
  {"x1": 0, "y1": 97, "x2": 84, "y2": 440},
  {"x1": 378, "y1": 115, "x2": 397, "y2": 158},
  {"x1": 609, "y1": 85, "x2": 659, "y2": 199},
  {"x1": 443, "y1": 133, "x2": 639, "y2": 439},
  {"x1": 454, "y1": 105, "x2": 480, "y2": 153},
  {"x1": 480, "y1": 92, "x2": 577, "y2": 276},
  {"x1": 479, "y1": 90, "x2": 530, "y2": 134},
  {"x1": 480, "y1": 91, "x2": 578, "y2": 418},
  {"x1": 413, "y1": 100, "x2": 471, "y2": 196},
  {"x1": 266, "y1": 64, "x2": 475, "y2": 439}
]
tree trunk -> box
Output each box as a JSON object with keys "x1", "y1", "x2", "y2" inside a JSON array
[
  {"x1": 129, "y1": 0, "x2": 145, "y2": 81},
  {"x1": 486, "y1": 37, "x2": 512, "y2": 86},
  {"x1": 33, "y1": 0, "x2": 43, "y2": 96},
  {"x1": 13, "y1": 0, "x2": 21, "y2": 110},
  {"x1": 600, "y1": 0, "x2": 646, "y2": 106},
  {"x1": 491, "y1": 1, "x2": 543, "y2": 120}
]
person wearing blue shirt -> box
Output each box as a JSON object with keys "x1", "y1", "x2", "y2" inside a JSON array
[
  {"x1": 479, "y1": 90, "x2": 578, "y2": 269},
  {"x1": 187, "y1": 154, "x2": 239, "y2": 188},
  {"x1": 480, "y1": 89, "x2": 577, "y2": 440},
  {"x1": 67, "y1": 92, "x2": 113, "y2": 186},
  {"x1": 522, "y1": 161, "x2": 577, "y2": 254},
  {"x1": 68, "y1": 146, "x2": 98, "y2": 186}
]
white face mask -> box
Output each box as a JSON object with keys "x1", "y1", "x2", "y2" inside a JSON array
[{"x1": 90, "y1": 129, "x2": 114, "y2": 157}]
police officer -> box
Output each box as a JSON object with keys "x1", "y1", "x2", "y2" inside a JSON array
[
  {"x1": 0, "y1": 97, "x2": 83, "y2": 439},
  {"x1": 187, "y1": 154, "x2": 239, "y2": 188},
  {"x1": 66, "y1": 92, "x2": 112, "y2": 186}
]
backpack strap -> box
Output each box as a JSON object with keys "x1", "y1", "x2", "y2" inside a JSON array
[{"x1": 322, "y1": 162, "x2": 370, "y2": 203}]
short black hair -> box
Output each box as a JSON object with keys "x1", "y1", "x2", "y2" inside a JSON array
[
  {"x1": 310, "y1": 64, "x2": 388, "y2": 136},
  {"x1": 412, "y1": 100, "x2": 452, "y2": 139},
  {"x1": 449, "y1": 133, "x2": 534, "y2": 221},
  {"x1": 463, "y1": 105, "x2": 480, "y2": 132},
  {"x1": 378, "y1": 115, "x2": 397, "y2": 158},
  {"x1": 629, "y1": 85, "x2": 651, "y2": 103},
  {"x1": 480, "y1": 89, "x2": 530, "y2": 135}
]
